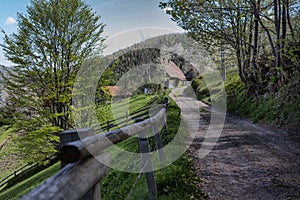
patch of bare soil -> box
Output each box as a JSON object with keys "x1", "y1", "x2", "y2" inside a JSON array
[{"x1": 189, "y1": 112, "x2": 300, "y2": 200}]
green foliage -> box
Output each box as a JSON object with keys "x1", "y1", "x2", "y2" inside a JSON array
[
  {"x1": 0, "y1": 117, "x2": 61, "y2": 164},
  {"x1": 156, "y1": 155, "x2": 203, "y2": 200},
  {"x1": 191, "y1": 73, "x2": 226, "y2": 106},
  {"x1": 0, "y1": 0, "x2": 105, "y2": 162},
  {"x1": 191, "y1": 76, "x2": 209, "y2": 100},
  {"x1": 160, "y1": 0, "x2": 300, "y2": 98},
  {"x1": 0, "y1": 107, "x2": 13, "y2": 126},
  {"x1": 192, "y1": 68, "x2": 300, "y2": 133},
  {"x1": 0, "y1": 126, "x2": 25, "y2": 180},
  {"x1": 13, "y1": 124, "x2": 61, "y2": 163},
  {"x1": 0, "y1": 0, "x2": 105, "y2": 129},
  {"x1": 225, "y1": 70, "x2": 300, "y2": 131}
]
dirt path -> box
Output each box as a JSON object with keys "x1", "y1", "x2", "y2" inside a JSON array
[{"x1": 170, "y1": 88, "x2": 300, "y2": 200}]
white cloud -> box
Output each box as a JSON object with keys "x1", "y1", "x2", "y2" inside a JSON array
[
  {"x1": 5, "y1": 17, "x2": 16, "y2": 25},
  {"x1": 163, "y1": 7, "x2": 173, "y2": 12}
]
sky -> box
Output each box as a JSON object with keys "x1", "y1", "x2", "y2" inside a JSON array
[{"x1": 0, "y1": 0, "x2": 183, "y2": 66}]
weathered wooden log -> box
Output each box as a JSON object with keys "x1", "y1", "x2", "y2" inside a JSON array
[
  {"x1": 59, "y1": 127, "x2": 94, "y2": 167},
  {"x1": 136, "y1": 118, "x2": 157, "y2": 200},
  {"x1": 60, "y1": 108, "x2": 166, "y2": 163},
  {"x1": 20, "y1": 154, "x2": 110, "y2": 200},
  {"x1": 59, "y1": 127, "x2": 99, "y2": 199}
]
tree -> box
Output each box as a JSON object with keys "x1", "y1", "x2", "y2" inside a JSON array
[
  {"x1": 0, "y1": 0, "x2": 105, "y2": 161},
  {"x1": 160, "y1": 0, "x2": 300, "y2": 95},
  {"x1": 160, "y1": 0, "x2": 257, "y2": 87}
]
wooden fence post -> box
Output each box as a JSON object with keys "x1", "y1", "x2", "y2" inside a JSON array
[
  {"x1": 136, "y1": 119, "x2": 157, "y2": 200},
  {"x1": 59, "y1": 127, "x2": 101, "y2": 200},
  {"x1": 164, "y1": 97, "x2": 169, "y2": 112},
  {"x1": 126, "y1": 111, "x2": 129, "y2": 124},
  {"x1": 59, "y1": 127, "x2": 94, "y2": 167},
  {"x1": 106, "y1": 121, "x2": 110, "y2": 131},
  {"x1": 152, "y1": 124, "x2": 165, "y2": 162}
]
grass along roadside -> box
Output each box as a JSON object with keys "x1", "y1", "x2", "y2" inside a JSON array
[
  {"x1": 191, "y1": 68, "x2": 300, "y2": 133},
  {"x1": 100, "y1": 95, "x2": 203, "y2": 200},
  {"x1": 0, "y1": 94, "x2": 159, "y2": 183},
  {"x1": 1, "y1": 92, "x2": 203, "y2": 199}
]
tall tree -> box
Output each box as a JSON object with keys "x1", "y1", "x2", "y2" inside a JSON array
[
  {"x1": 160, "y1": 0, "x2": 300, "y2": 95},
  {"x1": 0, "y1": 0, "x2": 105, "y2": 161},
  {"x1": 160, "y1": 0, "x2": 256, "y2": 89}
]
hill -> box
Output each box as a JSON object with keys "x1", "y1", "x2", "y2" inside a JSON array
[{"x1": 99, "y1": 33, "x2": 199, "y2": 87}]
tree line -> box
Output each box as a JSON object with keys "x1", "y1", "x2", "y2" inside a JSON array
[{"x1": 160, "y1": 0, "x2": 300, "y2": 96}]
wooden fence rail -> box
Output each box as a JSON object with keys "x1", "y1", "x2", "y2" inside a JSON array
[
  {"x1": 94, "y1": 104, "x2": 161, "y2": 133},
  {"x1": 0, "y1": 153, "x2": 58, "y2": 191},
  {"x1": 20, "y1": 154, "x2": 110, "y2": 200},
  {"x1": 21, "y1": 99, "x2": 169, "y2": 200},
  {"x1": 60, "y1": 108, "x2": 166, "y2": 163},
  {"x1": 93, "y1": 95, "x2": 161, "y2": 133}
]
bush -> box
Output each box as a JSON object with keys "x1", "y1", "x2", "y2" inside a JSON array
[{"x1": 192, "y1": 68, "x2": 300, "y2": 133}]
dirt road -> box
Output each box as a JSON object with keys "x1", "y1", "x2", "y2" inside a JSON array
[{"x1": 170, "y1": 88, "x2": 300, "y2": 200}]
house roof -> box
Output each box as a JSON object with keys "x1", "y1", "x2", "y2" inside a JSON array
[
  {"x1": 102, "y1": 86, "x2": 132, "y2": 97},
  {"x1": 166, "y1": 61, "x2": 186, "y2": 80}
]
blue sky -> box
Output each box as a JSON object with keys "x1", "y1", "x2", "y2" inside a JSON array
[{"x1": 0, "y1": 0, "x2": 183, "y2": 66}]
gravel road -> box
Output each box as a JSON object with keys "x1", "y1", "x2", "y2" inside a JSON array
[{"x1": 170, "y1": 88, "x2": 300, "y2": 200}]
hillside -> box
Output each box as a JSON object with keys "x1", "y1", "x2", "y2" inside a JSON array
[
  {"x1": 191, "y1": 68, "x2": 300, "y2": 134},
  {"x1": 99, "y1": 33, "x2": 199, "y2": 87}
]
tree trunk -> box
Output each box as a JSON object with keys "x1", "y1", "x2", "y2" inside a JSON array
[
  {"x1": 259, "y1": 17, "x2": 276, "y2": 58},
  {"x1": 282, "y1": 0, "x2": 287, "y2": 54},
  {"x1": 274, "y1": 0, "x2": 281, "y2": 80},
  {"x1": 281, "y1": 0, "x2": 289, "y2": 81},
  {"x1": 252, "y1": 0, "x2": 260, "y2": 82},
  {"x1": 236, "y1": 50, "x2": 247, "y2": 84},
  {"x1": 286, "y1": 0, "x2": 294, "y2": 39}
]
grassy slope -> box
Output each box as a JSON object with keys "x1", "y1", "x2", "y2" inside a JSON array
[
  {"x1": 96, "y1": 94, "x2": 160, "y2": 123},
  {"x1": 192, "y1": 68, "x2": 300, "y2": 133},
  {"x1": 100, "y1": 97, "x2": 203, "y2": 200},
  {"x1": 0, "y1": 126, "x2": 25, "y2": 181},
  {"x1": 0, "y1": 162, "x2": 60, "y2": 200},
  {"x1": 1, "y1": 93, "x2": 203, "y2": 199}
]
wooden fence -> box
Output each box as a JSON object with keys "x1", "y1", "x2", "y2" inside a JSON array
[
  {"x1": 0, "y1": 153, "x2": 58, "y2": 191},
  {"x1": 20, "y1": 98, "x2": 169, "y2": 200}
]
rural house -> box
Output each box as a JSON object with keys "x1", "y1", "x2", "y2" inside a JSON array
[
  {"x1": 164, "y1": 61, "x2": 187, "y2": 88},
  {"x1": 101, "y1": 86, "x2": 132, "y2": 99}
]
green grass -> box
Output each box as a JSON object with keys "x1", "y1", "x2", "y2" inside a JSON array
[
  {"x1": 0, "y1": 126, "x2": 25, "y2": 181},
  {"x1": 0, "y1": 162, "x2": 60, "y2": 200},
  {"x1": 192, "y1": 68, "x2": 300, "y2": 132},
  {"x1": 0, "y1": 125, "x2": 11, "y2": 142},
  {"x1": 96, "y1": 93, "x2": 160, "y2": 124},
  {"x1": 224, "y1": 70, "x2": 300, "y2": 130},
  {"x1": 1, "y1": 92, "x2": 204, "y2": 199},
  {"x1": 100, "y1": 96, "x2": 203, "y2": 200}
]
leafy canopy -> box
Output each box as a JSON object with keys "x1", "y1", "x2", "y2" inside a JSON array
[{"x1": 0, "y1": 0, "x2": 105, "y2": 162}]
